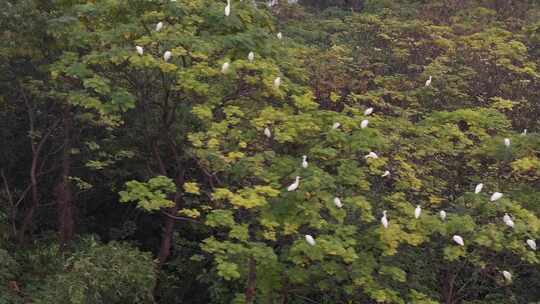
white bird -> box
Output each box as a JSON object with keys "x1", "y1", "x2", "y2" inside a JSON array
[
  {"x1": 305, "y1": 234, "x2": 316, "y2": 246},
  {"x1": 156, "y1": 21, "x2": 163, "y2": 32},
  {"x1": 334, "y1": 197, "x2": 343, "y2": 208},
  {"x1": 414, "y1": 205, "x2": 421, "y2": 219},
  {"x1": 224, "y1": 0, "x2": 231, "y2": 16},
  {"x1": 360, "y1": 119, "x2": 369, "y2": 129},
  {"x1": 332, "y1": 122, "x2": 341, "y2": 129},
  {"x1": 526, "y1": 239, "x2": 537, "y2": 251},
  {"x1": 440, "y1": 210, "x2": 447, "y2": 221},
  {"x1": 504, "y1": 138, "x2": 510, "y2": 147},
  {"x1": 264, "y1": 127, "x2": 271, "y2": 138},
  {"x1": 274, "y1": 77, "x2": 281, "y2": 88},
  {"x1": 425, "y1": 75, "x2": 432, "y2": 87},
  {"x1": 381, "y1": 210, "x2": 389, "y2": 229},
  {"x1": 301, "y1": 155, "x2": 308, "y2": 168},
  {"x1": 453, "y1": 235, "x2": 464, "y2": 246},
  {"x1": 502, "y1": 271, "x2": 512, "y2": 282},
  {"x1": 381, "y1": 170, "x2": 390, "y2": 177},
  {"x1": 163, "y1": 51, "x2": 172, "y2": 62},
  {"x1": 277, "y1": 32, "x2": 283, "y2": 40},
  {"x1": 503, "y1": 213, "x2": 511, "y2": 223},
  {"x1": 521, "y1": 129, "x2": 527, "y2": 136},
  {"x1": 505, "y1": 218, "x2": 515, "y2": 228},
  {"x1": 135, "y1": 45, "x2": 144, "y2": 56},
  {"x1": 490, "y1": 192, "x2": 503, "y2": 202},
  {"x1": 248, "y1": 51, "x2": 254, "y2": 62},
  {"x1": 474, "y1": 183, "x2": 483, "y2": 194},
  {"x1": 364, "y1": 107, "x2": 374, "y2": 116},
  {"x1": 365, "y1": 152, "x2": 378, "y2": 159},
  {"x1": 287, "y1": 176, "x2": 300, "y2": 191},
  {"x1": 221, "y1": 62, "x2": 230, "y2": 73}
]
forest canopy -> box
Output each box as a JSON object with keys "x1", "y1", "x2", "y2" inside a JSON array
[{"x1": 1, "y1": 0, "x2": 539, "y2": 303}]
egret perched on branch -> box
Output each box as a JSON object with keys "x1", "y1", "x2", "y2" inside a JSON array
[
  {"x1": 135, "y1": 46, "x2": 144, "y2": 56},
  {"x1": 277, "y1": 32, "x2": 283, "y2": 40},
  {"x1": 365, "y1": 152, "x2": 378, "y2": 159},
  {"x1": 522, "y1": 129, "x2": 527, "y2": 136},
  {"x1": 156, "y1": 21, "x2": 163, "y2": 31},
  {"x1": 382, "y1": 170, "x2": 390, "y2": 177},
  {"x1": 381, "y1": 211, "x2": 389, "y2": 229},
  {"x1": 360, "y1": 119, "x2": 369, "y2": 129},
  {"x1": 287, "y1": 176, "x2": 300, "y2": 191},
  {"x1": 305, "y1": 234, "x2": 316, "y2": 246},
  {"x1": 301, "y1": 155, "x2": 308, "y2": 168},
  {"x1": 503, "y1": 213, "x2": 514, "y2": 228},
  {"x1": 334, "y1": 197, "x2": 343, "y2": 208},
  {"x1": 414, "y1": 205, "x2": 421, "y2": 219},
  {"x1": 274, "y1": 77, "x2": 281, "y2": 88},
  {"x1": 364, "y1": 107, "x2": 374, "y2": 116},
  {"x1": 440, "y1": 210, "x2": 447, "y2": 221},
  {"x1": 248, "y1": 51, "x2": 255, "y2": 62},
  {"x1": 225, "y1": 0, "x2": 231, "y2": 16},
  {"x1": 332, "y1": 122, "x2": 341, "y2": 129},
  {"x1": 221, "y1": 62, "x2": 230, "y2": 73},
  {"x1": 264, "y1": 127, "x2": 271, "y2": 138},
  {"x1": 504, "y1": 138, "x2": 510, "y2": 147},
  {"x1": 163, "y1": 51, "x2": 172, "y2": 62},
  {"x1": 490, "y1": 192, "x2": 503, "y2": 202},
  {"x1": 474, "y1": 183, "x2": 483, "y2": 194},
  {"x1": 502, "y1": 271, "x2": 512, "y2": 282},
  {"x1": 425, "y1": 76, "x2": 432, "y2": 87},
  {"x1": 526, "y1": 239, "x2": 537, "y2": 251},
  {"x1": 453, "y1": 235, "x2": 464, "y2": 246}
]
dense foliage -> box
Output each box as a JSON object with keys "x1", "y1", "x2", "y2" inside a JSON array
[{"x1": 1, "y1": 0, "x2": 539, "y2": 303}]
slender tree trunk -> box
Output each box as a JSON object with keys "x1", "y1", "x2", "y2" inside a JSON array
[
  {"x1": 245, "y1": 257, "x2": 257, "y2": 304},
  {"x1": 157, "y1": 173, "x2": 185, "y2": 268},
  {"x1": 18, "y1": 155, "x2": 40, "y2": 243},
  {"x1": 56, "y1": 107, "x2": 74, "y2": 252},
  {"x1": 442, "y1": 270, "x2": 456, "y2": 304}
]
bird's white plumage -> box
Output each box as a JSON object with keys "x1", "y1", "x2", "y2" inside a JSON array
[
  {"x1": 425, "y1": 75, "x2": 432, "y2": 87},
  {"x1": 334, "y1": 197, "x2": 343, "y2": 208},
  {"x1": 248, "y1": 51, "x2": 254, "y2": 62},
  {"x1": 453, "y1": 235, "x2": 464, "y2": 246},
  {"x1": 382, "y1": 170, "x2": 390, "y2": 177},
  {"x1": 474, "y1": 183, "x2": 483, "y2": 194},
  {"x1": 360, "y1": 119, "x2": 369, "y2": 129},
  {"x1": 163, "y1": 51, "x2": 172, "y2": 62},
  {"x1": 364, "y1": 107, "x2": 374, "y2": 116},
  {"x1": 502, "y1": 271, "x2": 512, "y2": 282},
  {"x1": 301, "y1": 155, "x2": 308, "y2": 168},
  {"x1": 526, "y1": 239, "x2": 537, "y2": 251},
  {"x1": 287, "y1": 176, "x2": 300, "y2": 191},
  {"x1": 522, "y1": 129, "x2": 528, "y2": 136},
  {"x1": 274, "y1": 77, "x2": 281, "y2": 88},
  {"x1": 264, "y1": 127, "x2": 271, "y2": 138},
  {"x1": 221, "y1": 62, "x2": 230, "y2": 73},
  {"x1": 503, "y1": 213, "x2": 511, "y2": 223},
  {"x1": 490, "y1": 192, "x2": 503, "y2": 202},
  {"x1": 504, "y1": 138, "x2": 510, "y2": 147},
  {"x1": 277, "y1": 32, "x2": 282, "y2": 40},
  {"x1": 305, "y1": 234, "x2": 316, "y2": 246},
  {"x1": 156, "y1": 21, "x2": 163, "y2": 31},
  {"x1": 135, "y1": 46, "x2": 144, "y2": 56},
  {"x1": 224, "y1": 0, "x2": 231, "y2": 16},
  {"x1": 414, "y1": 205, "x2": 421, "y2": 219},
  {"x1": 332, "y1": 122, "x2": 341, "y2": 129},
  {"x1": 365, "y1": 152, "x2": 378, "y2": 159},
  {"x1": 440, "y1": 210, "x2": 447, "y2": 221},
  {"x1": 381, "y1": 210, "x2": 388, "y2": 229}
]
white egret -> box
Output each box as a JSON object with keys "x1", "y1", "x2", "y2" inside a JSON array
[
  {"x1": 382, "y1": 170, "x2": 390, "y2": 177},
  {"x1": 526, "y1": 239, "x2": 537, "y2": 251},
  {"x1": 163, "y1": 51, "x2": 172, "y2": 62},
  {"x1": 365, "y1": 152, "x2": 378, "y2": 159},
  {"x1": 334, "y1": 197, "x2": 343, "y2": 208},
  {"x1": 264, "y1": 127, "x2": 271, "y2": 138},
  {"x1": 522, "y1": 129, "x2": 527, "y2": 136},
  {"x1": 248, "y1": 51, "x2": 254, "y2": 62},
  {"x1": 360, "y1": 119, "x2": 369, "y2": 129},
  {"x1": 301, "y1": 155, "x2": 308, "y2": 168},
  {"x1": 425, "y1": 76, "x2": 432, "y2": 87},
  {"x1": 490, "y1": 192, "x2": 503, "y2": 202},
  {"x1": 287, "y1": 176, "x2": 300, "y2": 191},
  {"x1": 364, "y1": 107, "x2": 374, "y2": 116},
  {"x1": 502, "y1": 271, "x2": 512, "y2": 282},
  {"x1": 503, "y1": 213, "x2": 511, "y2": 223},
  {"x1": 504, "y1": 138, "x2": 510, "y2": 147},
  {"x1": 414, "y1": 205, "x2": 421, "y2": 219},
  {"x1": 453, "y1": 235, "x2": 464, "y2": 246},
  {"x1": 135, "y1": 46, "x2": 144, "y2": 56},
  {"x1": 274, "y1": 77, "x2": 281, "y2": 88},
  {"x1": 277, "y1": 32, "x2": 283, "y2": 40},
  {"x1": 332, "y1": 122, "x2": 341, "y2": 129},
  {"x1": 221, "y1": 62, "x2": 230, "y2": 73},
  {"x1": 474, "y1": 183, "x2": 483, "y2": 194},
  {"x1": 156, "y1": 21, "x2": 163, "y2": 31},
  {"x1": 505, "y1": 218, "x2": 515, "y2": 228},
  {"x1": 440, "y1": 210, "x2": 447, "y2": 221},
  {"x1": 225, "y1": 0, "x2": 231, "y2": 16},
  {"x1": 381, "y1": 211, "x2": 389, "y2": 229},
  {"x1": 305, "y1": 234, "x2": 316, "y2": 246}
]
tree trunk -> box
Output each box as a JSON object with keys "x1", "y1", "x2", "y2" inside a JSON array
[
  {"x1": 18, "y1": 157, "x2": 39, "y2": 243},
  {"x1": 245, "y1": 257, "x2": 257, "y2": 304},
  {"x1": 442, "y1": 270, "x2": 456, "y2": 304},
  {"x1": 56, "y1": 107, "x2": 74, "y2": 252},
  {"x1": 157, "y1": 173, "x2": 185, "y2": 267}
]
